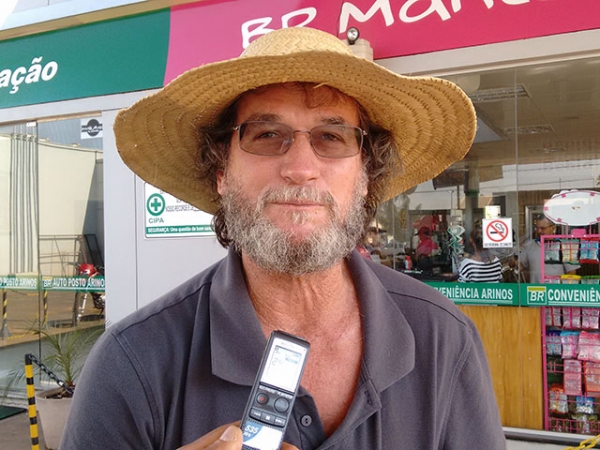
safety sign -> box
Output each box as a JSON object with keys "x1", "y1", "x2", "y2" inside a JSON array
[
  {"x1": 144, "y1": 183, "x2": 214, "y2": 238},
  {"x1": 482, "y1": 218, "x2": 513, "y2": 248}
]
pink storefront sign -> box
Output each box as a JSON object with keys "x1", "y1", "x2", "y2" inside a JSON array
[{"x1": 165, "y1": 0, "x2": 600, "y2": 83}]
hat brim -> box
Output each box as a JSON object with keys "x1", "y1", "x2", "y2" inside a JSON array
[{"x1": 114, "y1": 50, "x2": 475, "y2": 215}]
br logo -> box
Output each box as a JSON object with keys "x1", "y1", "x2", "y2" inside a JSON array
[{"x1": 527, "y1": 286, "x2": 547, "y2": 304}]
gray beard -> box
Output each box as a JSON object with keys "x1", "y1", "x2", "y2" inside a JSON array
[{"x1": 221, "y1": 173, "x2": 368, "y2": 276}]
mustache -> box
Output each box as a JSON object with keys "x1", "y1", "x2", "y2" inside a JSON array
[{"x1": 258, "y1": 186, "x2": 336, "y2": 209}]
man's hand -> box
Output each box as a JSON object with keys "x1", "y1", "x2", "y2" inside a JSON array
[{"x1": 177, "y1": 422, "x2": 299, "y2": 450}]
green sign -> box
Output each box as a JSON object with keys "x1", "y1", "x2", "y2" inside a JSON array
[
  {"x1": 0, "y1": 275, "x2": 39, "y2": 290},
  {"x1": 523, "y1": 284, "x2": 600, "y2": 307},
  {"x1": 146, "y1": 225, "x2": 214, "y2": 235},
  {"x1": 0, "y1": 10, "x2": 169, "y2": 109},
  {"x1": 0, "y1": 275, "x2": 104, "y2": 292},
  {"x1": 427, "y1": 282, "x2": 519, "y2": 306},
  {"x1": 42, "y1": 276, "x2": 105, "y2": 292},
  {"x1": 144, "y1": 183, "x2": 215, "y2": 238},
  {"x1": 426, "y1": 281, "x2": 600, "y2": 307},
  {"x1": 3, "y1": 275, "x2": 597, "y2": 305}
]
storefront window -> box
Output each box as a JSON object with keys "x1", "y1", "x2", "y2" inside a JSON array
[
  {"x1": 0, "y1": 115, "x2": 104, "y2": 399},
  {"x1": 369, "y1": 68, "x2": 518, "y2": 284},
  {"x1": 370, "y1": 56, "x2": 600, "y2": 437},
  {"x1": 371, "y1": 57, "x2": 600, "y2": 289}
]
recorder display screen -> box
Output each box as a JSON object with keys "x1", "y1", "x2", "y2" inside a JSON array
[{"x1": 260, "y1": 339, "x2": 307, "y2": 392}]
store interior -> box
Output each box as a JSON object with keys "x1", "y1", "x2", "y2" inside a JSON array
[{"x1": 368, "y1": 55, "x2": 600, "y2": 281}]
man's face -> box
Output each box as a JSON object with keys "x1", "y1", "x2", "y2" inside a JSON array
[
  {"x1": 216, "y1": 84, "x2": 369, "y2": 274},
  {"x1": 535, "y1": 218, "x2": 556, "y2": 237}
]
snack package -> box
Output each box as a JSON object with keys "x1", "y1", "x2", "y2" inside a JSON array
[
  {"x1": 546, "y1": 276, "x2": 562, "y2": 284},
  {"x1": 564, "y1": 359, "x2": 583, "y2": 396},
  {"x1": 546, "y1": 330, "x2": 562, "y2": 356},
  {"x1": 546, "y1": 307, "x2": 563, "y2": 327},
  {"x1": 582, "y1": 276, "x2": 600, "y2": 285},
  {"x1": 561, "y1": 274, "x2": 582, "y2": 285},
  {"x1": 549, "y1": 384, "x2": 569, "y2": 414},
  {"x1": 544, "y1": 240, "x2": 562, "y2": 264},
  {"x1": 578, "y1": 331, "x2": 600, "y2": 362},
  {"x1": 561, "y1": 331, "x2": 580, "y2": 359},
  {"x1": 563, "y1": 307, "x2": 582, "y2": 329},
  {"x1": 573, "y1": 395, "x2": 595, "y2": 415},
  {"x1": 560, "y1": 238, "x2": 580, "y2": 264},
  {"x1": 585, "y1": 362, "x2": 600, "y2": 396},
  {"x1": 582, "y1": 308, "x2": 600, "y2": 330},
  {"x1": 579, "y1": 238, "x2": 599, "y2": 264},
  {"x1": 553, "y1": 307, "x2": 563, "y2": 326}
]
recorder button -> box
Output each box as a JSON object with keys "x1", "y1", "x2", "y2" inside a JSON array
[
  {"x1": 274, "y1": 416, "x2": 286, "y2": 427},
  {"x1": 274, "y1": 398, "x2": 290, "y2": 413},
  {"x1": 262, "y1": 413, "x2": 275, "y2": 424},
  {"x1": 250, "y1": 409, "x2": 263, "y2": 421},
  {"x1": 256, "y1": 393, "x2": 269, "y2": 405}
]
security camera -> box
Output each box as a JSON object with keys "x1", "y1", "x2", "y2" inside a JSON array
[{"x1": 346, "y1": 27, "x2": 360, "y2": 45}]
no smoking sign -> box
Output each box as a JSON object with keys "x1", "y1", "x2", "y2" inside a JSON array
[{"x1": 482, "y1": 218, "x2": 513, "y2": 248}]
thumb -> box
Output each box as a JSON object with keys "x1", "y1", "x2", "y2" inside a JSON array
[
  {"x1": 217, "y1": 425, "x2": 242, "y2": 442},
  {"x1": 206, "y1": 425, "x2": 243, "y2": 449}
]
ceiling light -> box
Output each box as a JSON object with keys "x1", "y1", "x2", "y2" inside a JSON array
[
  {"x1": 502, "y1": 124, "x2": 554, "y2": 135},
  {"x1": 469, "y1": 85, "x2": 529, "y2": 103}
]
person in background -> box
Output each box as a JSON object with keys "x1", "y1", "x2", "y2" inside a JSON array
[
  {"x1": 416, "y1": 226, "x2": 439, "y2": 258},
  {"x1": 458, "y1": 225, "x2": 503, "y2": 283},
  {"x1": 60, "y1": 27, "x2": 505, "y2": 450},
  {"x1": 415, "y1": 226, "x2": 439, "y2": 271},
  {"x1": 501, "y1": 253, "x2": 521, "y2": 283},
  {"x1": 520, "y1": 215, "x2": 579, "y2": 283}
]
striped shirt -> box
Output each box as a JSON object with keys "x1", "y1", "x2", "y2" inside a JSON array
[{"x1": 458, "y1": 257, "x2": 503, "y2": 283}]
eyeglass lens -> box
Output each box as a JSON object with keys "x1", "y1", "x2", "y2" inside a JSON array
[{"x1": 237, "y1": 121, "x2": 364, "y2": 158}]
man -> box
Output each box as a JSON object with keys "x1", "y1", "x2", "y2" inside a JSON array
[
  {"x1": 60, "y1": 27, "x2": 505, "y2": 449},
  {"x1": 520, "y1": 214, "x2": 579, "y2": 283}
]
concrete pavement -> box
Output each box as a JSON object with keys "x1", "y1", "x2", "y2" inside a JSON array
[{"x1": 1, "y1": 409, "x2": 45, "y2": 450}]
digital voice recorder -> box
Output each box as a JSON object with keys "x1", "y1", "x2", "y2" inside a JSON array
[{"x1": 240, "y1": 330, "x2": 311, "y2": 450}]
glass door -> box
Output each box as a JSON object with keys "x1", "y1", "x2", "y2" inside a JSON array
[{"x1": 0, "y1": 115, "x2": 105, "y2": 402}]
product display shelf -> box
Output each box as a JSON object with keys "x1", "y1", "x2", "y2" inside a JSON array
[{"x1": 541, "y1": 231, "x2": 600, "y2": 435}]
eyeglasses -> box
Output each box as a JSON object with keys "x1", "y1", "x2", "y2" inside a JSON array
[{"x1": 233, "y1": 121, "x2": 367, "y2": 159}]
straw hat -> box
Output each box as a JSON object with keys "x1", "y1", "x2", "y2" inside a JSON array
[{"x1": 114, "y1": 27, "x2": 476, "y2": 215}]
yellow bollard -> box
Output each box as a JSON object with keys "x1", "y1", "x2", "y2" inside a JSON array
[
  {"x1": 24, "y1": 354, "x2": 40, "y2": 450},
  {"x1": 1, "y1": 288, "x2": 10, "y2": 339},
  {"x1": 42, "y1": 290, "x2": 48, "y2": 327}
]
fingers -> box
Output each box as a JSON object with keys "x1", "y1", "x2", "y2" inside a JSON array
[
  {"x1": 205, "y1": 426, "x2": 243, "y2": 450},
  {"x1": 176, "y1": 421, "x2": 298, "y2": 450},
  {"x1": 177, "y1": 423, "x2": 242, "y2": 450}
]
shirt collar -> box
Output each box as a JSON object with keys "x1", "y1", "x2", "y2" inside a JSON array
[
  {"x1": 346, "y1": 251, "x2": 415, "y2": 391},
  {"x1": 209, "y1": 249, "x2": 416, "y2": 392},
  {"x1": 209, "y1": 248, "x2": 267, "y2": 386}
]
